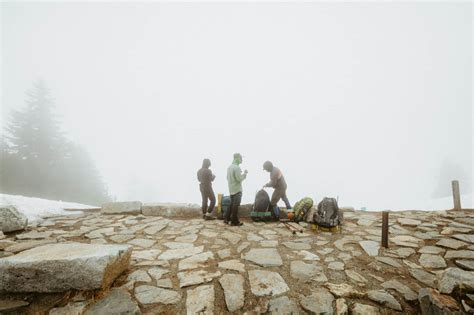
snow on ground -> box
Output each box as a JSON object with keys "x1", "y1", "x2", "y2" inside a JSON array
[{"x1": 0, "y1": 194, "x2": 98, "y2": 222}]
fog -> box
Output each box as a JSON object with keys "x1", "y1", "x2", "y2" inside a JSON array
[{"x1": 1, "y1": 2, "x2": 472, "y2": 209}]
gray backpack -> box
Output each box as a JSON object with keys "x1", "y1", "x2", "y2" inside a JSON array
[{"x1": 314, "y1": 197, "x2": 342, "y2": 227}]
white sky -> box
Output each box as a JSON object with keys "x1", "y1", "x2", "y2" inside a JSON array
[{"x1": 1, "y1": 2, "x2": 472, "y2": 209}]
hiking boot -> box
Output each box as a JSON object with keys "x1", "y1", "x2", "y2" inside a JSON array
[{"x1": 230, "y1": 221, "x2": 243, "y2": 226}]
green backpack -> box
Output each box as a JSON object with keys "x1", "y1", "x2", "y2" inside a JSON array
[{"x1": 293, "y1": 197, "x2": 314, "y2": 222}]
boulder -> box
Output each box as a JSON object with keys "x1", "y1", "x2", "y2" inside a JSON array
[
  {"x1": 418, "y1": 288, "x2": 459, "y2": 315},
  {"x1": 101, "y1": 201, "x2": 142, "y2": 215},
  {"x1": 438, "y1": 267, "x2": 474, "y2": 294},
  {"x1": 0, "y1": 243, "x2": 132, "y2": 292},
  {"x1": 300, "y1": 288, "x2": 335, "y2": 314},
  {"x1": 141, "y1": 203, "x2": 200, "y2": 217},
  {"x1": 219, "y1": 274, "x2": 244, "y2": 312},
  {"x1": 84, "y1": 288, "x2": 140, "y2": 315},
  {"x1": 0, "y1": 206, "x2": 28, "y2": 232}
]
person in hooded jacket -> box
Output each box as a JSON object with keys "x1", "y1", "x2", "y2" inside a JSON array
[
  {"x1": 263, "y1": 161, "x2": 291, "y2": 217},
  {"x1": 197, "y1": 158, "x2": 216, "y2": 220}
]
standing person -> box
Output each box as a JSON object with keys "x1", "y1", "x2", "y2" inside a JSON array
[
  {"x1": 197, "y1": 158, "x2": 216, "y2": 220},
  {"x1": 225, "y1": 153, "x2": 247, "y2": 226},
  {"x1": 263, "y1": 161, "x2": 291, "y2": 218}
]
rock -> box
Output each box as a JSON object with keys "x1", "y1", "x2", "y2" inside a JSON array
[
  {"x1": 455, "y1": 259, "x2": 474, "y2": 271},
  {"x1": 49, "y1": 301, "x2": 87, "y2": 315},
  {"x1": 101, "y1": 201, "x2": 142, "y2": 215},
  {"x1": 328, "y1": 261, "x2": 345, "y2": 271},
  {"x1": 217, "y1": 249, "x2": 231, "y2": 259},
  {"x1": 137, "y1": 266, "x2": 166, "y2": 281},
  {"x1": 390, "y1": 235, "x2": 423, "y2": 248},
  {"x1": 110, "y1": 234, "x2": 135, "y2": 243},
  {"x1": 248, "y1": 270, "x2": 289, "y2": 296},
  {"x1": 163, "y1": 242, "x2": 194, "y2": 249},
  {"x1": 345, "y1": 270, "x2": 368, "y2": 285},
  {"x1": 298, "y1": 250, "x2": 320, "y2": 261},
  {"x1": 300, "y1": 288, "x2": 335, "y2": 314},
  {"x1": 84, "y1": 288, "x2": 140, "y2": 315},
  {"x1": 0, "y1": 243, "x2": 132, "y2": 292},
  {"x1": 134, "y1": 285, "x2": 181, "y2": 305},
  {"x1": 352, "y1": 303, "x2": 380, "y2": 315},
  {"x1": 419, "y1": 246, "x2": 445, "y2": 255},
  {"x1": 358, "y1": 240, "x2": 380, "y2": 256},
  {"x1": 419, "y1": 254, "x2": 447, "y2": 269},
  {"x1": 4, "y1": 239, "x2": 58, "y2": 254},
  {"x1": 0, "y1": 231, "x2": 5, "y2": 239},
  {"x1": 436, "y1": 238, "x2": 467, "y2": 249},
  {"x1": 0, "y1": 240, "x2": 17, "y2": 250},
  {"x1": 144, "y1": 224, "x2": 167, "y2": 235},
  {"x1": 0, "y1": 300, "x2": 29, "y2": 312},
  {"x1": 175, "y1": 234, "x2": 198, "y2": 243},
  {"x1": 418, "y1": 288, "x2": 459, "y2": 315},
  {"x1": 127, "y1": 270, "x2": 151, "y2": 282},
  {"x1": 445, "y1": 250, "x2": 474, "y2": 259},
  {"x1": 324, "y1": 283, "x2": 365, "y2": 298},
  {"x1": 375, "y1": 257, "x2": 402, "y2": 267},
  {"x1": 367, "y1": 289, "x2": 402, "y2": 311},
  {"x1": 398, "y1": 218, "x2": 422, "y2": 226},
  {"x1": 186, "y1": 284, "x2": 214, "y2": 315},
  {"x1": 218, "y1": 259, "x2": 246, "y2": 273},
  {"x1": 177, "y1": 270, "x2": 221, "y2": 288},
  {"x1": 384, "y1": 247, "x2": 415, "y2": 259},
  {"x1": 409, "y1": 268, "x2": 437, "y2": 288},
  {"x1": 268, "y1": 296, "x2": 299, "y2": 315},
  {"x1": 290, "y1": 261, "x2": 321, "y2": 282},
  {"x1": 141, "y1": 203, "x2": 201, "y2": 217},
  {"x1": 335, "y1": 298, "x2": 348, "y2": 315},
  {"x1": 132, "y1": 249, "x2": 162, "y2": 261},
  {"x1": 282, "y1": 241, "x2": 311, "y2": 250},
  {"x1": 243, "y1": 248, "x2": 283, "y2": 267},
  {"x1": 237, "y1": 242, "x2": 250, "y2": 253},
  {"x1": 15, "y1": 231, "x2": 53, "y2": 240},
  {"x1": 382, "y1": 279, "x2": 417, "y2": 301},
  {"x1": 219, "y1": 274, "x2": 244, "y2": 312},
  {"x1": 0, "y1": 206, "x2": 28, "y2": 232},
  {"x1": 158, "y1": 246, "x2": 203, "y2": 260},
  {"x1": 155, "y1": 278, "x2": 173, "y2": 288},
  {"x1": 128, "y1": 238, "x2": 156, "y2": 248},
  {"x1": 453, "y1": 234, "x2": 474, "y2": 244},
  {"x1": 318, "y1": 247, "x2": 334, "y2": 255},
  {"x1": 438, "y1": 267, "x2": 474, "y2": 294},
  {"x1": 178, "y1": 251, "x2": 214, "y2": 270},
  {"x1": 261, "y1": 240, "x2": 278, "y2": 247}
]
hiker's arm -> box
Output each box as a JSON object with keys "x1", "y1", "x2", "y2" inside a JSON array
[
  {"x1": 234, "y1": 168, "x2": 247, "y2": 182},
  {"x1": 265, "y1": 170, "x2": 278, "y2": 187}
]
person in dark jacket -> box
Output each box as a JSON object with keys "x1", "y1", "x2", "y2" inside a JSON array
[
  {"x1": 263, "y1": 161, "x2": 291, "y2": 217},
  {"x1": 197, "y1": 158, "x2": 216, "y2": 220}
]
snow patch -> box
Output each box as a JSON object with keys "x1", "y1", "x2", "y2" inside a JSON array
[{"x1": 0, "y1": 194, "x2": 98, "y2": 222}]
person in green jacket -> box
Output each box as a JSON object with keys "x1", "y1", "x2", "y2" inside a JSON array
[{"x1": 225, "y1": 153, "x2": 247, "y2": 226}]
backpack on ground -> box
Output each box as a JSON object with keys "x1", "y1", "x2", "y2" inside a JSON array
[
  {"x1": 251, "y1": 189, "x2": 277, "y2": 221},
  {"x1": 314, "y1": 197, "x2": 342, "y2": 228},
  {"x1": 293, "y1": 197, "x2": 313, "y2": 222},
  {"x1": 218, "y1": 195, "x2": 232, "y2": 220}
]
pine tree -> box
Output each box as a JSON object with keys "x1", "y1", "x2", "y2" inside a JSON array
[{"x1": 1, "y1": 80, "x2": 111, "y2": 204}]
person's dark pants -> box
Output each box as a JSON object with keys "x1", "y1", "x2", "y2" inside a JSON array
[
  {"x1": 200, "y1": 184, "x2": 216, "y2": 215},
  {"x1": 225, "y1": 191, "x2": 242, "y2": 224},
  {"x1": 271, "y1": 185, "x2": 291, "y2": 209}
]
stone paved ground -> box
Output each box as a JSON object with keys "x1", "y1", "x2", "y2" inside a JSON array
[{"x1": 1, "y1": 208, "x2": 474, "y2": 314}]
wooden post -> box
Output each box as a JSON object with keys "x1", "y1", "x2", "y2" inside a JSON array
[
  {"x1": 452, "y1": 180, "x2": 461, "y2": 210},
  {"x1": 217, "y1": 193, "x2": 223, "y2": 214},
  {"x1": 382, "y1": 211, "x2": 389, "y2": 248}
]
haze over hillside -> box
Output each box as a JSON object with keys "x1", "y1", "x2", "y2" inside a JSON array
[{"x1": 1, "y1": 2, "x2": 472, "y2": 209}]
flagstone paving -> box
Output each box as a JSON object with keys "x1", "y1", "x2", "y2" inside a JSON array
[{"x1": 1, "y1": 208, "x2": 474, "y2": 313}]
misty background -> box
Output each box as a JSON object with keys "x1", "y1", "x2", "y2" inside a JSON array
[{"x1": 1, "y1": 2, "x2": 472, "y2": 210}]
